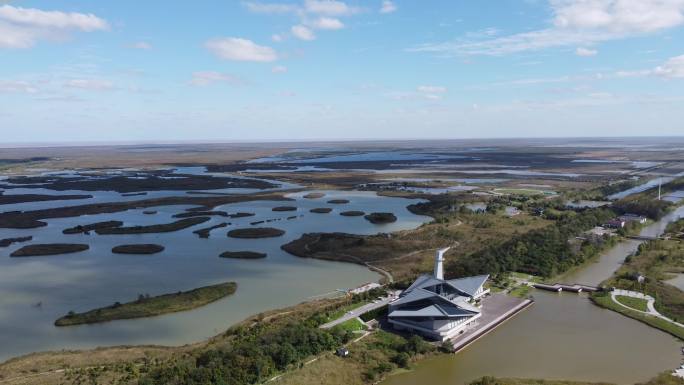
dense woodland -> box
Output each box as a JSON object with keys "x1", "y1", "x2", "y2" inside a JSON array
[
  {"x1": 447, "y1": 208, "x2": 617, "y2": 278},
  {"x1": 139, "y1": 322, "x2": 351, "y2": 385}
]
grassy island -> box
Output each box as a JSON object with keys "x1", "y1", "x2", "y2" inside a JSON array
[
  {"x1": 63, "y1": 220, "x2": 123, "y2": 234},
  {"x1": 364, "y1": 212, "x2": 397, "y2": 224},
  {"x1": 340, "y1": 210, "x2": 365, "y2": 216},
  {"x1": 96, "y1": 217, "x2": 210, "y2": 234},
  {"x1": 193, "y1": 222, "x2": 229, "y2": 238},
  {"x1": 0, "y1": 193, "x2": 91, "y2": 205},
  {"x1": 0, "y1": 236, "x2": 32, "y2": 247},
  {"x1": 310, "y1": 207, "x2": 332, "y2": 214},
  {"x1": 272, "y1": 206, "x2": 297, "y2": 211},
  {"x1": 303, "y1": 192, "x2": 325, "y2": 199},
  {"x1": 55, "y1": 282, "x2": 237, "y2": 326},
  {"x1": 112, "y1": 244, "x2": 165, "y2": 254},
  {"x1": 227, "y1": 227, "x2": 285, "y2": 238},
  {"x1": 11, "y1": 243, "x2": 89, "y2": 257},
  {"x1": 229, "y1": 212, "x2": 255, "y2": 218},
  {"x1": 220, "y1": 251, "x2": 267, "y2": 259},
  {"x1": 327, "y1": 199, "x2": 349, "y2": 204},
  {"x1": 174, "y1": 210, "x2": 229, "y2": 218}
]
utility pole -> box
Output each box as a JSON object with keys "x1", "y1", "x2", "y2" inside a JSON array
[{"x1": 658, "y1": 178, "x2": 662, "y2": 201}]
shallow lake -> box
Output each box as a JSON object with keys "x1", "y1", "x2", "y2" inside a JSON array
[{"x1": 0, "y1": 189, "x2": 431, "y2": 362}]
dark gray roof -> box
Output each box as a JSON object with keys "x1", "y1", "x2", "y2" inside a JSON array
[
  {"x1": 389, "y1": 273, "x2": 487, "y2": 321},
  {"x1": 447, "y1": 275, "x2": 489, "y2": 297}
]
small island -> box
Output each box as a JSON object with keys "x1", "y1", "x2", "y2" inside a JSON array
[
  {"x1": 227, "y1": 227, "x2": 285, "y2": 238},
  {"x1": 173, "y1": 210, "x2": 229, "y2": 218},
  {"x1": 229, "y1": 212, "x2": 255, "y2": 218},
  {"x1": 272, "y1": 206, "x2": 297, "y2": 212},
  {"x1": 364, "y1": 212, "x2": 397, "y2": 224},
  {"x1": 310, "y1": 207, "x2": 332, "y2": 214},
  {"x1": 63, "y1": 220, "x2": 123, "y2": 234},
  {"x1": 303, "y1": 192, "x2": 325, "y2": 199},
  {"x1": 96, "y1": 217, "x2": 210, "y2": 234},
  {"x1": 193, "y1": 222, "x2": 229, "y2": 238},
  {"x1": 0, "y1": 236, "x2": 32, "y2": 247},
  {"x1": 54, "y1": 281, "x2": 237, "y2": 326},
  {"x1": 219, "y1": 251, "x2": 267, "y2": 259},
  {"x1": 327, "y1": 199, "x2": 349, "y2": 204},
  {"x1": 340, "y1": 210, "x2": 365, "y2": 217},
  {"x1": 112, "y1": 244, "x2": 165, "y2": 254},
  {"x1": 11, "y1": 243, "x2": 89, "y2": 257}
]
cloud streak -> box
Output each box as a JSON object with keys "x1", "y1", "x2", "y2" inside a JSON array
[
  {"x1": 205, "y1": 37, "x2": 278, "y2": 62},
  {"x1": 409, "y1": 0, "x2": 684, "y2": 56},
  {"x1": 0, "y1": 4, "x2": 109, "y2": 49}
]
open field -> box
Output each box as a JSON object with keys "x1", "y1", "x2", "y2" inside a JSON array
[{"x1": 615, "y1": 295, "x2": 649, "y2": 312}]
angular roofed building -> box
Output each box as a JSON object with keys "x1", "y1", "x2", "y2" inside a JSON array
[{"x1": 388, "y1": 247, "x2": 489, "y2": 341}]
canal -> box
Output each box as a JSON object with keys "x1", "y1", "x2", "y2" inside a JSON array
[{"x1": 382, "y1": 206, "x2": 684, "y2": 385}]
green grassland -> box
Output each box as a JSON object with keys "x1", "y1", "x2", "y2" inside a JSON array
[
  {"x1": 615, "y1": 295, "x2": 649, "y2": 312},
  {"x1": 55, "y1": 282, "x2": 237, "y2": 326}
]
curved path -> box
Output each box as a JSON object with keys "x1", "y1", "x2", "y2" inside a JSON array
[{"x1": 611, "y1": 289, "x2": 684, "y2": 328}]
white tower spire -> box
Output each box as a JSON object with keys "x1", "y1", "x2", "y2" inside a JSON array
[
  {"x1": 658, "y1": 178, "x2": 662, "y2": 201},
  {"x1": 434, "y1": 247, "x2": 450, "y2": 280}
]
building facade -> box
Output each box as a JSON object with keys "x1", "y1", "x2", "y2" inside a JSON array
[{"x1": 388, "y1": 247, "x2": 489, "y2": 341}]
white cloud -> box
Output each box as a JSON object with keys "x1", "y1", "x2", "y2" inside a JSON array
[
  {"x1": 310, "y1": 17, "x2": 344, "y2": 30},
  {"x1": 0, "y1": 5, "x2": 109, "y2": 49},
  {"x1": 190, "y1": 71, "x2": 243, "y2": 86},
  {"x1": 272, "y1": 65, "x2": 288, "y2": 73},
  {"x1": 304, "y1": 0, "x2": 359, "y2": 16},
  {"x1": 552, "y1": 0, "x2": 684, "y2": 33},
  {"x1": 576, "y1": 47, "x2": 598, "y2": 56},
  {"x1": 380, "y1": 0, "x2": 397, "y2": 14},
  {"x1": 291, "y1": 25, "x2": 316, "y2": 40},
  {"x1": 64, "y1": 79, "x2": 114, "y2": 91},
  {"x1": 613, "y1": 54, "x2": 684, "y2": 79},
  {"x1": 129, "y1": 41, "x2": 152, "y2": 50},
  {"x1": 654, "y1": 54, "x2": 684, "y2": 78},
  {"x1": 409, "y1": 0, "x2": 684, "y2": 56},
  {"x1": 205, "y1": 37, "x2": 278, "y2": 62},
  {"x1": 417, "y1": 85, "x2": 447, "y2": 94},
  {"x1": 242, "y1": 1, "x2": 298, "y2": 13},
  {"x1": 272, "y1": 33, "x2": 284, "y2": 42},
  {"x1": 0, "y1": 79, "x2": 38, "y2": 93}
]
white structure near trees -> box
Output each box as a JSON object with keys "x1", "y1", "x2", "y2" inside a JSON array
[{"x1": 388, "y1": 247, "x2": 489, "y2": 341}]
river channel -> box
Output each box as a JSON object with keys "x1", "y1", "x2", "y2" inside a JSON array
[{"x1": 382, "y1": 206, "x2": 684, "y2": 385}]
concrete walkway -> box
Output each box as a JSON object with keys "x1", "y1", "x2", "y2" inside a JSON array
[
  {"x1": 319, "y1": 291, "x2": 399, "y2": 329},
  {"x1": 611, "y1": 289, "x2": 684, "y2": 328},
  {"x1": 448, "y1": 294, "x2": 533, "y2": 353}
]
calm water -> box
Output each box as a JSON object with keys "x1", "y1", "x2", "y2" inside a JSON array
[
  {"x1": 608, "y1": 173, "x2": 684, "y2": 200},
  {"x1": 0, "y1": 190, "x2": 431, "y2": 362},
  {"x1": 383, "y1": 206, "x2": 684, "y2": 385},
  {"x1": 250, "y1": 151, "x2": 466, "y2": 164}
]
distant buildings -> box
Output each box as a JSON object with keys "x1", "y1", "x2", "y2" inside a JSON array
[
  {"x1": 388, "y1": 247, "x2": 489, "y2": 341},
  {"x1": 618, "y1": 214, "x2": 647, "y2": 224},
  {"x1": 603, "y1": 213, "x2": 647, "y2": 229},
  {"x1": 604, "y1": 219, "x2": 626, "y2": 229}
]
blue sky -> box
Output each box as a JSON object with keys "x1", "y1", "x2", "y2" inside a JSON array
[{"x1": 0, "y1": 0, "x2": 683, "y2": 143}]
